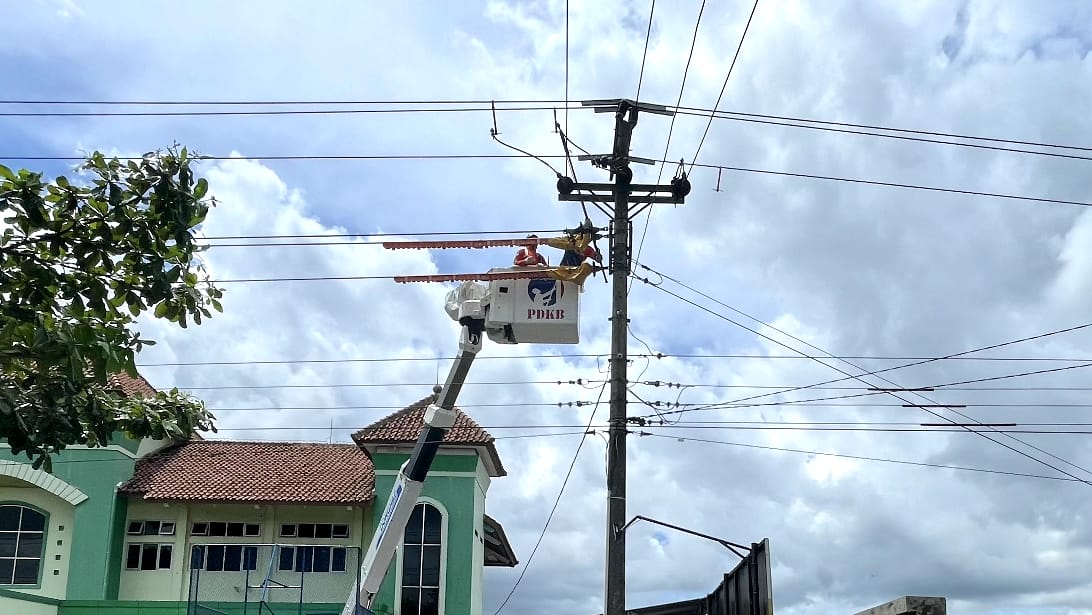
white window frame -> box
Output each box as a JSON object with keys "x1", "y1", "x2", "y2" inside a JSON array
[
  {"x1": 276, "y1": 545, "x2": 350, "y2": 573},
  {"x1": 124, "y1": 543, "x2": 173, "y2": 571},
  {"x1": 0, "y1": 504, "x2": 47, "y2": 586},
  {"x1": 280, "y1": 522, "x2": 351, "y2": 539},
  {"x1": 190, "y1": 521, "x2": 261, "y2": 538},
  {"x1": 126, "y1": 520, "x2": 177, "y2": 537},
  {"x1": 395, "y1": 497, "x2": 448, "y2": 615},
  {"x1": 191, "y1": 544, "x2": 259, "y2": 573}
]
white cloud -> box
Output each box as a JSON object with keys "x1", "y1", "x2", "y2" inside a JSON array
[{"x1": 8, "y1": 1, "x2": 1092, "y2": 613}]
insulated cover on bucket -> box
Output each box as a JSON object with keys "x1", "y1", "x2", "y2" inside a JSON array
[{"x1": 483, "y1": 268, "x2": 579, "y2": 344}]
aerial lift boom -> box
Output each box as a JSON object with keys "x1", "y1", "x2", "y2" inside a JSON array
[
  {"x1": 341, "y1": 231, "x2": 589, "y2": 614},
  {"x1": 341, "y1": 283, "x2": 489, "y2": 615}
]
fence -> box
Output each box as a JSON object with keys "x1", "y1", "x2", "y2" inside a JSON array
[{"x1": 187, "y1": 543, "x2": 362, "y2": 615}]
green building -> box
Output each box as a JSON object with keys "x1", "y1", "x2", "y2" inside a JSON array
[{"x1": 0, "y1": 374, "x2": 517, "y2": 615}]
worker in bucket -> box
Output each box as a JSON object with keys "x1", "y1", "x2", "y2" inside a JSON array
[
  {"x1": 513, "y1": 234, "x2": 548, "y2": 267},
  {"x1": 544, "y1": 221, "x2": 601, "y2": 285}
]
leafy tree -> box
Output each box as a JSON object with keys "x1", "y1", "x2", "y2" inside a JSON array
[{"x1": 0, "y1": 146, "x2": 223, "y2": 470}]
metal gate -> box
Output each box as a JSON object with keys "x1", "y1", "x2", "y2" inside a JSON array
[{"x1": 186, "y1": 543, "x2": 362, "y2": 615}]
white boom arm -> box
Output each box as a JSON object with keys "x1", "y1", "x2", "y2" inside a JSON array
[{"x1": 341, "y1": 284, "x2": 487, "y2": 615}]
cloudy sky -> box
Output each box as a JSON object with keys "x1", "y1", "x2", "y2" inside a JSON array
[{"x1": 6, "y1": 0, "x2": 1092, "y2": 613}]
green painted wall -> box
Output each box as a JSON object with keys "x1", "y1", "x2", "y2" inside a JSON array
[
  {"x1": 59, "y1": 600, "x2": 348, "y2": 614},
  {"x1": 52, "y1": 449, "x2": 135, "y2": 600},
  {"x1": 0, "y1": 488, "x2": 74, "y2": 600},
  {"x1": 62, "y1": 601, "x2": 185, "y2": 615},
  {"x1": 369, "y1": 452, "x2": 480, "y2": 615},
  {"x1": 1, "y1": 445, "x2": 137, "y2": 601},
  {"x1": 0, "y1": 587, "x2": 62, "y2": 615},
  {"x1": 370, "y1": 453, "x2": 479, "y2": 474}
]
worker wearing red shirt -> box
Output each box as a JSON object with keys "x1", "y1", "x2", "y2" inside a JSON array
[{"x1": 514, "y1": 235, "x2": 548, "y2": 267}]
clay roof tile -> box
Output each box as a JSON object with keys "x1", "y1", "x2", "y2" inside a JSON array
[{"x1": 119, "y1": 440, "x2": 374, "y2": 505}]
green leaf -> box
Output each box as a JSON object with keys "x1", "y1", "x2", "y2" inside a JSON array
[{"x1": 0, "y1": 145, "x2": 224, "y2": 472}]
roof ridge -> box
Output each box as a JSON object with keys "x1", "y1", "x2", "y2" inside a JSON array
[
  {"x1": 359, "y1": 393, "x2": 440, "y2": 431},
  {"x1": 119, "y1": 438, "x2": 376, "y2": 504},
  {"x1": 184, "y1": 439, "x2": 361, "y2": 447}
]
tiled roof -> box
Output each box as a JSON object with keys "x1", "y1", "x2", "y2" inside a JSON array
[
  {"x1": 352, "y1": 392, "x2": 506, "y2": 476},
  {"x1": 353, "y1": 394, "x2": 493, "y2": 445},
  {"x1": 107, "y1": 371, "x2": 157, "y2": 397},
  {"x1": 119, "y1": 440, "x2": 375, "y2": 504},
  {"x1": 483, "y1": 514, "x2": 518, "y2": 567}
]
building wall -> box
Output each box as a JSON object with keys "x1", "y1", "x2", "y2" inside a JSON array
[
  {"x1": 48, "y1": 447, "x2": 138, "y2": 601},
  {"x1": 470, "y1": 460, "x2": 491, "y2": 615},
  {"x1": 1, "y1": 445, "x2": 136, "y2": 604},
  {"x1": 119, "y1": 501, "x2": 369, "y2": 604},
  {"x1": 0, "y1": 483, "x2": 75, "y2": 615},
  {"x1": 369, "y1": 451, "x2": 489, "y2": 615},
  {"x1": 0, "y1": 589, "x2": 60, "y2": 615},
  {"x1": 2, "y1": 442, "x2": 489, "y2": 615}
]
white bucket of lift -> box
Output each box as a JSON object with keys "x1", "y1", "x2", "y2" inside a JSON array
[{"x1": 482, "y1": 268, "x2": 579, "y2": 344}]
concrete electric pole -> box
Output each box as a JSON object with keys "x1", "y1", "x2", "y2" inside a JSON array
[{"x1": 556, "y1": 98, "x2": 689, "y2": 615}]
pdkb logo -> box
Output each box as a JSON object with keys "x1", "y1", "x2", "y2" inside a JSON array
[{"x1": 527, "y1": 279, "x2": 563, "y2": 307}]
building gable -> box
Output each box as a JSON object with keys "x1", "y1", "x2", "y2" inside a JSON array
[{"x1": 352, "y1": 390, "x2": 507, "y2": 477}]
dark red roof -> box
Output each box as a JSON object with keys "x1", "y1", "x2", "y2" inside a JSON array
[
  {"x1": 119, "y1": 440, "x2": 374, "y2": 504},
  {"x1": 352, "y1": 393, "x2": 506, "y2": 476},
  {"x1": 108, "y1": 371, "x2": 157, "y2": 397}
]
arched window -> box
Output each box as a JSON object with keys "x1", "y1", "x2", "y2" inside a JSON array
[
  {"x1": 401, "y1": 502, "x2": 443, "y2": 615},
  {"x1": 0, "y1": 504, "x2": 47, "y2": 585}
]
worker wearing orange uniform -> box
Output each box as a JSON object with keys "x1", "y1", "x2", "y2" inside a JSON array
[{"x1": 513, "y1": 235, "x2": 548, "y2": 267}]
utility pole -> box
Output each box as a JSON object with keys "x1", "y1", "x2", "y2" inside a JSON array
[
  {"x1": 556, "y1": 98, "x2": 689, "y2": 615},
  {"x1": 606, "y1": 100, "x2": 636, "y2": 615}
]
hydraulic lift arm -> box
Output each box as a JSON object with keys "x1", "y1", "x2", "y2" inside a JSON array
[{"x1": 341, "y1": 292, "x2": 487, "y2": 615}]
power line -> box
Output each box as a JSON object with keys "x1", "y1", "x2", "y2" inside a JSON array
[
  {"x1": 688, "y1": 0, "x2": 760, "y2": 173},
  {"x1": 134, "y1": 351, "x2": 1092, "y2": 369},
  {"x1": 675, "y1": 106, "x2": 1092, "y2": 154},
  {"x1": 9, "y1": 96, "x2": 1092, "y2": 162},
  {"x1": 208, "y1": 422, "x2": 1092, "y2": 435},
  {"x1": 137, "y1": 354, "x2": 606, "y2": 367},
  {"x1": 933, "y1": 363, "x2": 1092, "y2": 388},
  {"x1": 203, "y1": 229, "x2": 564, "y2": 240},
  {"x1": 632, "y1": 265, "x2": 1092, "y2": 485},
  {"x1": 2, "y1": 153, "x2": 546, "y2": 162},
  {"x1": 216, "y1": 424, "x2": 599, "y2": 432},
  {"x1": 11, "y1": 152, "x2": 1088, "y2": 209},
  {"x1": 491, "y1": 383, "x2": 607, "y2": 615},
  {"x1": 699, "y1": 162, "x2": 1092, "y2": 208},
  {"x1": 634, "y1": 354, "x2": 1092, "y2": 363},
  {"x1": 172, "y1": 379, "x2": 604, "y2": 390},
  {"x1": 0, "y1": 104, "x2": 586, "y2": 118},
  {"x1": 638, "y1": 433, "x2": 1085, "y2": 483},
  {"x1": 633, "y1": 0, "x2": 707, "y2": 292},
  {"x1": 662, "y1": 400, "x2": 1092, "y2": 410},
  {"x1": 34, "y1": 431, "x2": 592, "y2": 466},
  {"x1": 0, "y1": 99, "x2": 574, "y2": 105},
  {"x1": 674, "y1": 108, "x2": 1092, "y2": 164},
  {"x1": 565, "y1": 0, "x2": 570, "y2": 136},
  {"x1": 639, "y1": 380, "x2": 1092, "y2": 392},
  {"x1": 666, "y1": 420, "x2": 1092, "y2": 427},
  {"x1": 634, "y1": 0, "x2": 657, "y2": 104},
  {"x1": 634, "y1": 265, "x2": 1092, "y2": 410},
  {"x1": 636, "y1": 267, "x2": 1092, "y2": 485},
  {"x1": 640, "y1": 424, "x2": 1092, "y2": 434},
  {"x1": 6, "y1": 100, "x2": 1085, "y2": 165},
  {"x1": 205, "y1": 401, "x2": 608, "y2": 412}
]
